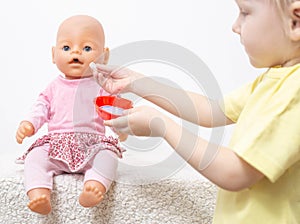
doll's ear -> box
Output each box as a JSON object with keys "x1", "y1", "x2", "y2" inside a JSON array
[
  {"x1": 103, "y1": 47, "x2": 110, "y2": 65},
  {"x1": 288, "y1": 1, "x2": 300, "y2": 41},
  {"x1": 52, "y1": 46, "x2": 56, "y2": 64}
]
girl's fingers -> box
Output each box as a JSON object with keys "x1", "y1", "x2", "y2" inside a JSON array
[
  {"x1": 122, "y1": 108, "x2": 134, "y2": 115},
  {"x1": 104, "y1": 116, "x2": 128, "y2": 129},
  {"x1": 90, "y1": 62, "x2": 112, "y2": 80},
  {"x1": 104, "y1": 116, "x2": 132, "y2": 135},
  {"x1": 95, "y1": 64, "x2": 118, "y2": 73},
  {"x1": 93, "y1": 72, "x2": 105, "y2": 85}
]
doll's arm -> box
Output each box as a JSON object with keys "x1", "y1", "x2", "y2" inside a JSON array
[
  {"x1": 16, "y1": 121, "x2": 35, "y2": 144},
  {"x1": 26, "y1": 92, "x2": 51, "y2": 131}
]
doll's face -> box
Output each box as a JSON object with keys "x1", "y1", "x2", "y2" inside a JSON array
[{"x1": 52, "y1": 15, "x2": 108, "y2": 79}]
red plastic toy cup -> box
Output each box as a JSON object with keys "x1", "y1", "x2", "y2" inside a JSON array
[{"x1": 94, "y1": 96, "x2": 133, "y2": 120}]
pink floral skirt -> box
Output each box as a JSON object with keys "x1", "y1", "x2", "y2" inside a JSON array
[{"x1": 16, "y1": 132, "x2": 124, "y2": 172}]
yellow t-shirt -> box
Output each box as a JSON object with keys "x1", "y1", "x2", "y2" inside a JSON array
[{"x1": 214, "y1": 64, "x2": 300, "y2": 224}]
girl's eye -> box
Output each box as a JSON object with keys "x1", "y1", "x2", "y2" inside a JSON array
[
  {"x1": 83, "y1": 46, "x2": 92, "y2": 52},
  {"x1": 240, "y1": 8, "x2": 249, "y2": 16},
  {"x1": 62, "y1": 46, "x2": 70, "y2": 51},
  {"x1": 241, "y1": 11, "x2": 248, "y2": 16}
]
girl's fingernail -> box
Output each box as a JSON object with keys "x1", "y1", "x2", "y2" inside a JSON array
[{"x1": 89, "y1": 62, "x2": 97, "y2": 71}]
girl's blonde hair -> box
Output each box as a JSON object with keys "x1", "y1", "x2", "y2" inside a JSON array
[
  {"x1": 272, "y1": 0, "x2": 300, "y2": 34},
  {"x1": 273, "y1": 0, "x2": 297, "y2": 17}
]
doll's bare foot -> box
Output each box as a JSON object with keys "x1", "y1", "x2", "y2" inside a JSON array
[
  {"x1": 79, "y1": 181, "x2": 105, "y2": 207},
  {"x1": 28, "y1": 195, "x2": 51, "y2": 215},
  {"x1": 27, "y1": 188, "x2": 51, "y2": 215}
]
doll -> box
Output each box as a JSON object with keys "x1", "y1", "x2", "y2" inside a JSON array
[{"x1": 15, "y1": 15, "x2": 124, "y2": 215}]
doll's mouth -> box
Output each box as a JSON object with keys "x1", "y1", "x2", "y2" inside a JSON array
[{"x1": 70, "y1": 58, "x2": 83, "y2": 64}]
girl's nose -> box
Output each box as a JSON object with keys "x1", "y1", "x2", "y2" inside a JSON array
[{"x1": 232, "y1": 19, "x2": 241, "y2": 35}]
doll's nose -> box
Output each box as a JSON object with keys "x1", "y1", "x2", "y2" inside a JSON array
[{"x1": 71, "y1": 47, "x2": 81, "y2": 54}]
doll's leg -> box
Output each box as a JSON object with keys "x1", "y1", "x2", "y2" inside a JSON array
[
  {"x1": 24, "y1": 145, "x2": 60, "y2": 215},
  {"x1": 79, "y1": 150, "x2": 118, "y2": 207}
]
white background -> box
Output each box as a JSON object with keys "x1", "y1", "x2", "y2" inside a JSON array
[{"x1": 0, "y1": 0, "x2": 263, "y2": 177}]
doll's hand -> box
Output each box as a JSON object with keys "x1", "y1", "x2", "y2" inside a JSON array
[
  {"x1": 16, "y1": 121, "x2": 35, "y2": 144},
  {"x1": 104, "y1": 106, "x2": 168, "y2": 138},
  {"x1": 91, "y1": 63, "x2": 142, "y2": 94}
]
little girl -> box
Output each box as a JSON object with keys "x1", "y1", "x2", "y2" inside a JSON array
[
  {"x1": 91, "y1": 1, "x2": 300, "y2": 223},
  {"x1": 16, "y1": 15, "x2": 123, "y2": 215}
]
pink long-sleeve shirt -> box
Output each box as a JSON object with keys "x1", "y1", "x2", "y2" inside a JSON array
[{"x1": 26, "y1": 75, "x2": 108, "y2": 135}]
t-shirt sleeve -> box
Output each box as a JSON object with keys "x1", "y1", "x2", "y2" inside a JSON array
[
  {"x1": 220, "y1": 74, "x2": 300, "y2": 182},
  {"x1": 220, "y1": 81, "x2": 255, "y2": 123},
  {"x1": 235, "y1": 97, "x2": 300, "y2": 182}
]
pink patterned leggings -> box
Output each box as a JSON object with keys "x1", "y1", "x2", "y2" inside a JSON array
[{"x1": 24, "y1": 144, "x2": 118, "y2": 194}]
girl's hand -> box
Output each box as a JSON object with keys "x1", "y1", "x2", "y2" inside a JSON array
[
  {"x1": 91, "y1": 63, "x2": 142, "y2": 95},
  {"x1": 16, "y1": 121, "x2": 35, "y2": 144},
  {"x1": 116, "y1": 132, "x2": 128, "y2": 142},
  {"x1": 104, "y1": 106, "x2": 168, "y2": 138}
]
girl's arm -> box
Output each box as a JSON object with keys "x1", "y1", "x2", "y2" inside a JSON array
[
  {"x1": 132, "y1": 76, "x2": 233, "y2": 127},
  {"x1": 105, "y1": 106, "x2": 264, "y2": 191},
  {"x1": 163, "y1": 115, "x2": 264, "y2": 191},
  {"x1": 93, "y1": 64, "x2": 233, "y2": 127}
]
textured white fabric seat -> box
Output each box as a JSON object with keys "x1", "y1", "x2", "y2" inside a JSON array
[
  {"x1": 0, "y1": 173, "x2": 217, "y2": 224},
  {"x1": 0, "y1": 149, "x2": 217, "y2": 224}
]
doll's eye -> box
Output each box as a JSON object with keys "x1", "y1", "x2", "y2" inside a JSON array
[
  {"x1": 83, "y1": 46, "x2": 92, "y2": 52},
  {"x1": 62, "y1": 45, "x2": 70, "y2": 51}
]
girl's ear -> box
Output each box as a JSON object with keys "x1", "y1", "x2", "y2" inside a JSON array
[
  {"x1": 103, "y1": 47, "x2": 110, "y2": 65},
  {"x1": 288, "y1": 1, "x2": 300, "y2": 41}
]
